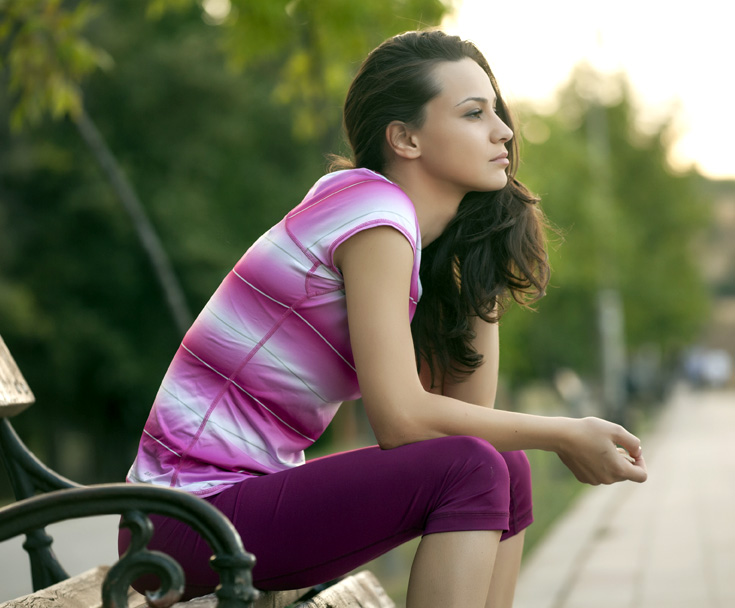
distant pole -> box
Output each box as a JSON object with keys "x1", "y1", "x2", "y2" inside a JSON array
[
  {"x1": 598, "y1": 288, "x2": 627, "y2": 425},
  {"x1": 585, "y1": 57, "x2": 628, "y2": 425}
]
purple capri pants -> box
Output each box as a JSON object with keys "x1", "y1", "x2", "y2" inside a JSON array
[{"x1": 119, "y1": 435, "x2": 533, "y2": 599}]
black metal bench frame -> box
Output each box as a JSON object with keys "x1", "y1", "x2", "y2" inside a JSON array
[{"x1": 0, "y1": 336, "x2": 259, "y2": 608}]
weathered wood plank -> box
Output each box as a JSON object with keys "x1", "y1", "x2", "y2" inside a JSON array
[
  {"x1": 0, "y1": 566, "x2": 313, "y2": 608},
  {"x1": 0, "y1": 567, "x2": 389, "y2": 608},
  {"x1": 294, "y1": 572, "x2": 395, "y2": 608},
  {"x1": 0, "y1": 567, "x2": 144, "y2": 608},
  {"x1": 251, "y1": 588, "x2": 311, "y2": 608},
  {"x1": 0, "y1": 335, "x2": 34, "y2": 416},
  {"x1": 164, "y1": 587, "x2": 309, "y2": 608}
]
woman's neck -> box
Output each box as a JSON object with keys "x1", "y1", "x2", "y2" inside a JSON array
[{"x1": 384, "y1": 163, "x2": 464, "y2": 248}]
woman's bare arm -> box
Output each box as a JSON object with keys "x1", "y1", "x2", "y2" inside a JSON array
[
  {"x1": 439, "y1": 315, "x2": 500, "y2": 407},
  {"x1": 335, "y1": 226, "x2": 646, "y2": 485}
]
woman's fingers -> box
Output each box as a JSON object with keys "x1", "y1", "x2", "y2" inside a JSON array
[
  {"x1": 610, "y1": 425, "x2": 647, "y2": 483},
  {"x1": 612, "y1": 425, "x2": 643, "y2": 459},
  {"x1": 619, "y1": 449, "x2": 648, "y2": 483},
  {"x1": 617, "y1": 446, "x2": 635, "y2": 463},
  {"x1": 614, "y1": 443, "x2": 647, "y2": 483},
  {"x1": 559, "y1": 418, "x2": 648, "y2": 486}
]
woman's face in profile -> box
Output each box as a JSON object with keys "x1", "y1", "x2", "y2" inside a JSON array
[{"x1": 409, "y1": 58, "x2": 514, "y2": 197}]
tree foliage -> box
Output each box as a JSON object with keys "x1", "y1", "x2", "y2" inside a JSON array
[
  {"x1": 2, "y1": 0, "x2": 194, "y2": 336},
  {"x1": 149, "y1": 0, "x2": 451, "y2": 142},
  {"x1": 0, "y1": 0, "x2": 451, "y2": 482},
  {"x1": 0, "y1": 0, "x2": 112, "y2": 130},
  {"x1": 500, "y1": 65, "x2": 711, "y2": 389}
]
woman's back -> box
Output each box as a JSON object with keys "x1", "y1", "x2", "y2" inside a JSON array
[{"x1": 126, "y1": 168, "x2": 421, "y2": 495}]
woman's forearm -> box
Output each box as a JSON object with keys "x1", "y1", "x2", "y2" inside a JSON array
[
  {"x1": 380, "y1": 389, "x2": 567, "y2": 453},
  {"x1": 372, "y1": 388, "x2": 646, "y2": 485}
]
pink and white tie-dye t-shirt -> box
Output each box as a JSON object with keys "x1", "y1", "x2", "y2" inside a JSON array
[{"x1": 127, "y1": 168, "x2": 422, "y2": 496}]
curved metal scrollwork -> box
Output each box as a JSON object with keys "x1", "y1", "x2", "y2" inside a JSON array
[
  {"x1": 209, "y1": 553, "x2": 261, "y2": 608},
  {"x1": 102, "y1": 510, "x2": 185, "y2": 608},
  {"x1": 0, "y1": 418, "x2": 80, "y2": 589},
  {"x1": 0, "y1": 483, "x2": 259, "y2": 608}
]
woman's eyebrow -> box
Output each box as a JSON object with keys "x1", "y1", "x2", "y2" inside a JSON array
[{"x1": 455, "y1": 96, "x2": 496, "y2": 107}]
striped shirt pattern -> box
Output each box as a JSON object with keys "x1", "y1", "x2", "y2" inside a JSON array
[{"x1": 127, "y1": 168, "x2": 422, "y2": 496}]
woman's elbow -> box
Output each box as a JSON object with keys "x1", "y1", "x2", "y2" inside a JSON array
[
  {"x1": 371, "y1": 420, "x2": 406, "y2": 450},
  {"x1": 371, "y1": 414, "x2": 429, "y2": 450},
  {"x1": 375, "y1": 431, "x2": 409, "y2": 450},
  {"x1": 363, "y1": 390, "x2": 434, "y2": 449}
]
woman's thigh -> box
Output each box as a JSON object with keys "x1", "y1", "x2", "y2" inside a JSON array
[{"x1": 121, "y1": 435, "x2": 518, "y2": 596}]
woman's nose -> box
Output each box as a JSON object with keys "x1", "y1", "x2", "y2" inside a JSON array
[{"x1": 493, "y1": 118, "x2": 513, "y2": 143}]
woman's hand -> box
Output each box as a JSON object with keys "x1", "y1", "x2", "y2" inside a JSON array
[{"x1": 556, "y1": 417, "x2": 648, "y2": 485}]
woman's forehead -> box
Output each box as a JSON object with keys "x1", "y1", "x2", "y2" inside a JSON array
[{"x1": 430, "y1": 59, "x2": 497, "y2": 105}]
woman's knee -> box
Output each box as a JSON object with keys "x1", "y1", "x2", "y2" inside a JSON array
[
  {"x1": 499, "y1": 450, "x2": 534, "y2": 539},
  {"x1": 428, "y1": 435, "x2": 511, "y2": 494},
  {"x1": 500, "y1": 450, "x2": 532, "y2": 498},
  {"x1": 419, "y1": 436, "x2": 511, "y2": 534},
  {"x1": 500, "y1": 450, "x2": 531, "y2": 482},
  {"x1": 436, "y1": 434, "x2": 507, "y2": 462}
]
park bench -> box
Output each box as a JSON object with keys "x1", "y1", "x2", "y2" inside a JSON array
[{"x1": 0, "y1": 335, "x2": 394, "y2": 608}]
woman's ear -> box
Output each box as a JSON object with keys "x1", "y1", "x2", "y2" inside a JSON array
[{"x1": 385, "y1": 121, "x2": 421, "y2": 160}]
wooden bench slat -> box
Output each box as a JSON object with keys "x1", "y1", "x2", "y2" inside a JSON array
[
  {"x1": 294, "y1": 572, "x2": 395, "y2": 608},
  {"x1": 251, "y1": 588, "x2": 312, "y2": 608},
  {"x1": 0, "y1": 569, "x2": 393, "y2": 608},
  {"x1": 0, "y1": 335, "x2": 34, "y2": 417},
  {"x1": 0, "y1": 567, "x2": 309, "y2": 608},
  {"x1": 163, "y1": 573, "x2": 394, "y2": 608},
  {"x1": 163, "y1": 587, "x2": 310, "y2": 608},
  {"x1": 0, "y1": 566, "x2": 145, "y2": 608}
]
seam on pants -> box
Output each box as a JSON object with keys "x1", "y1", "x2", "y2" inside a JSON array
[{"x1": 427, "y1": 510, "x2": 508, "y2": 521}]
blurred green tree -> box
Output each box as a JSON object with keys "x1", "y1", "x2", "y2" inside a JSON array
[
  {"x1": 0, "y1": 0, "x2": 451, "y2": 482},
  {"x1": 1, "y1": 0, "x2": 194, "y2": 335},
  {"x1": 501, "y1": 64, "x2": 711, "y2": 396},
  {"x1": 149, "y1": 0, "x2": 450, "y2": 144}
]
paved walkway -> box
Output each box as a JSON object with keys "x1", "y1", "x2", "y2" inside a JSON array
[{"x1": 514, "y1": 385, "x2": 735, "y2": 608}]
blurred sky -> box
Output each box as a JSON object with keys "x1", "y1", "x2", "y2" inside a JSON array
[{"x1": 443, "y1": 0, "x2": 734, "y2": 180}]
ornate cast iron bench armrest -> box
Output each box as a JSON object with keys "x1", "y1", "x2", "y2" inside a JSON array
[
  {"x1": 0, "y1": 484, "x2": 259, "y2": 608},
  {"x1": 1, "y1": 335, "x2": 258, "y2": 607}
]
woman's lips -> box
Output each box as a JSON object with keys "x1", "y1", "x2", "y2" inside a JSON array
[{"x1": 490, "y1": 151, "x2": 509, "y2": 164}]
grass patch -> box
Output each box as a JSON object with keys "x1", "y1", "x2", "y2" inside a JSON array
[{"x1": 523, "y1": 449, "x2": 584, "y2": 555}]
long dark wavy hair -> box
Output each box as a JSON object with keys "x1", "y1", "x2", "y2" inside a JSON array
[{"x1": 332, "y1": 30, "x2": 550, "y2": 384}]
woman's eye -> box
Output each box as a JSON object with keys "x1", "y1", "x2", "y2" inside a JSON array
[{"x1": 466, "y1": 109, "x2": 483, "y2": 119}]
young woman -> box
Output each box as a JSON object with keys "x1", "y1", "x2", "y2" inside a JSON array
[{"x1": 121, "y1": 30, "x2": 647, "y2": 608}]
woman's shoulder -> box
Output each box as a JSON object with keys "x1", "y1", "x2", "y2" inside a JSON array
[
  {"x1": 298, "y1": 167, "x2": 414, "y2": 217},
  {"x1": 287, "y1": 167, "x2": 420, "y2": 255},
  {"x1": 310, "y1": 167, "x2": 400, "y2": 196}
]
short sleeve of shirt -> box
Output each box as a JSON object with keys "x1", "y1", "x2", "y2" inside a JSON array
[{"x1": 284, "y1": 168, "x2": 420, "y2": 274}]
